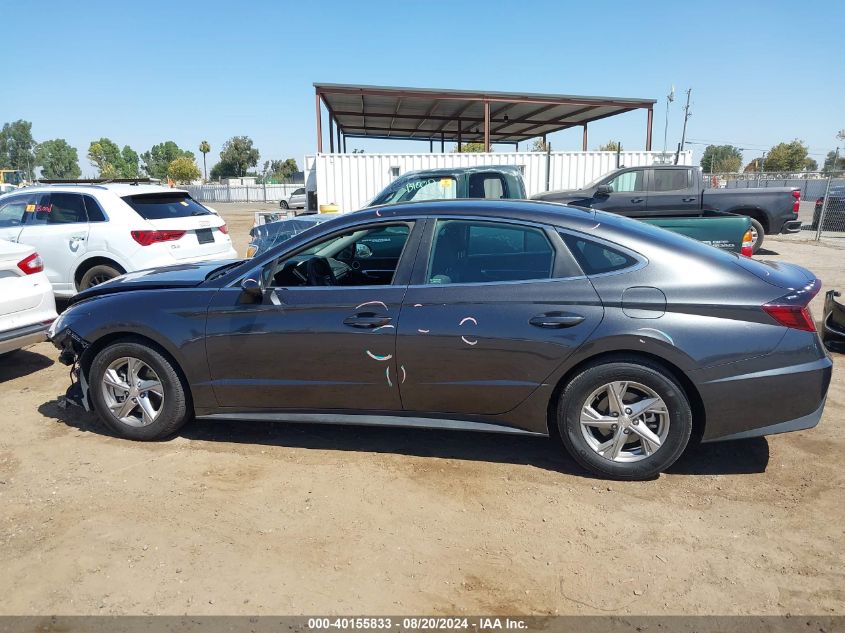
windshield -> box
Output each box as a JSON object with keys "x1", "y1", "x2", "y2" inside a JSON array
[
  {"x1": 1, "y1": 171, "x2": 25, "y2": 186},
  {"x1": 369, "y1": 174, "x2": 457, "y2": 206},
  {"x1": 122, "y1": 193, "x2": 213, "y2": 220}
]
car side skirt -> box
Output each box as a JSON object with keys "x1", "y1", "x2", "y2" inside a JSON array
[{"x1": 196, "y1": 411, "x2": 547, "y2": 437}]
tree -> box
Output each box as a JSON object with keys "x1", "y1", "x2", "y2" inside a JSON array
[
  {"x1": 87, "y1": 138, "x2": 140, "y2": 178},
  {"x1": 121, "y1": 145, "x2": 140, "y2": 178},
  {"x1": 35, "y1": 139, "x2": 81, "y2": 179},
  {"x1": 0, "y1": 120, "x2": 37, "y2": 178},
  {"x1": 88, "y1": 138, "x2": 123, "y2": 178},
  {"x1": 199, "y1": 140, "x2": 210, "y2": 181},
  {"x1": 597, "y1": 141, "x2": 620, "y2": 152},
  {"x1": 167, "y1": 156, "x2": 201, "y2": 184},
  {"x1": 529, "y1": 139, "x2": 549, "y2": 152},
  {"x1": 822, "y1": 150, "x2": 845, "y2": 175},
  {"x1": 141, "y1": 141, "x2": 194, "y2": 180},
  {"x1": 700, "y1": 144, "x2": 743, "y2": 173},
  {"x1": 803, "y1": 157, "x2": 819, "y2": 172},
  {"x1": 452, "y1": 142, "x2": 487, "y2": 153},
  {"x1": 263, "y1": 158, "x2": 299, "y2": 183},
  {"x1": 210, "y1": 136, "x2": 260, "y2": 179},
  {"x1": 762, "y1": 140, "x2": 809, "y2": 172},
  {"x1": 744, "y1": 158, "x2": 764, "y2": 173}
]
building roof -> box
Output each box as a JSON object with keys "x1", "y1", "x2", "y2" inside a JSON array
[{"x1": 315, "y1": 83, "x2": 656, "y2": 145}]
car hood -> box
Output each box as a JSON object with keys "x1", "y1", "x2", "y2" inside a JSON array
[
  {"x1": 70, "y1": 260, "x2": 241, "y2": 304},
  {"x1": 532, "y1": 188, "x2": 592, "y2": 201}
]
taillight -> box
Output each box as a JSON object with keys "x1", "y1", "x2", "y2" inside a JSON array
[
  {"x1": 762, "y1": 279, "x2": 821, "y2": 332},
  {"x1": 792, "y1": 190, "x2": 800, "y2": 213},
  {"x1": 130, "y1": 230, "x2": 186, "y2": 246},
  {"x1": 218, "y1": 224, "x2": 229, "y2": 234},
  {"x1": 741, "y1": 229, "x2": 754, "y2": 257},
  {"x1": 17, "y1": 252, "x2": 44, "y2": 275}
]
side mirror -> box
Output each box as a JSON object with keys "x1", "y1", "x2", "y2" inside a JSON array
[
  {"x1": 595, "y1": 184, "x2": 612, "y2": 196},
  {"x1": 240, "y1": 277, "x2": 263, "y2": 301}
]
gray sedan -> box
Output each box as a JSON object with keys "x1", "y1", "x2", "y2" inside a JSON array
[{"x1": 50, "y1": 200, "x2": 832, "y2": 479}]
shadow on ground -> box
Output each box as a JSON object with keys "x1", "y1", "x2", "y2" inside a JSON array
[
  {"x1": 0, "y1": 349, "x2": 54, "y2": 382},
  {"x1": 40, "y1": 400, "x2": 770, "y2": 478}
]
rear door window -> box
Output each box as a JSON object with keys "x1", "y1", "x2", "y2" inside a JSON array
[
  {"x1": 427, "y1": 219, "x2": 554, "y2": 284},
  {"x1": 468, "y1": 172, "x2": 509, "y2": 199},
  {"x1": 27, "y1": 192, "x2": 88, "y2": 225},
  {"x1": 652, "y1": 169, "x2": 690, "y2": 192},
  {"x1": 122, "y1": 193, "x2": 212, "y2": 219}
]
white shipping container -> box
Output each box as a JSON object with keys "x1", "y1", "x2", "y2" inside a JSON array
[{"x1": 311, "y1": 151, "x2": 692, "y2": 212}]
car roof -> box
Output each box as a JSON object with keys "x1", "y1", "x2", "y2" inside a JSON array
[{"x1": 0, "y1": 183, "x2": 188, "y2": 197}]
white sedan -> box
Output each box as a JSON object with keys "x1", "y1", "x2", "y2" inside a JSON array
[{"x1": 0, "y1": 239, "x2": 57, "y2": 355}]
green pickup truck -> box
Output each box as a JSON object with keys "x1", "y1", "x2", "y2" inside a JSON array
[{"x1": 367, "y1": 165, "x2": 753, "y2": 255}]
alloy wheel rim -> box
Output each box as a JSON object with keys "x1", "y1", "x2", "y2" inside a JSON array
[
  {"x1": 579, "y1": 381, "x2": 670, "y2": 463},
  {"x1": 101, "y1": 357, "x2": 165, "y2": 427}
]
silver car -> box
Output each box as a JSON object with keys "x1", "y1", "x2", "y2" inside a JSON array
[{"x1": 280, "y1": 187, "x2": 306, "y2": 211}]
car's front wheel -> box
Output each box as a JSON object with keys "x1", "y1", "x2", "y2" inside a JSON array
[
  {"x1": 88, "y1": 340, "x2": 192, "y2": 440},
  {"x1": 557, "y1": 359, "x2": 692, "y2": 480},
  {"x1": 279, "y1": 200, "x2": 289, "y2": 209},
  {"x1": 748, "y1": 218, "x2": 765, "y2": 253}
]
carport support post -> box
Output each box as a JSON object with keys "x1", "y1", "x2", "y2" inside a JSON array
[
  {"x1": 484, "y1": 100, "x2": 491, "y2": 152},
  {"x1": 815, "y1": 148, "x2": 839, "y2": 241},
  {"x1": 441, "y1": 132, "x2": 445, "y2": 153},
  {"x1": 329, "y1": 116, "x2": 335, "y2": 153},
  {"x1": 315, "y1": 93, "x2": 323, "y2": 153},
  {"x1": 582, "y1": 124, "x2": 588, "y2": 151},
  {"x1": 336, "y1": 125, "x2": 341, "y2": 154},
  {"x1": 646, "y1": 107, "x2": 653, "y2": 151}
]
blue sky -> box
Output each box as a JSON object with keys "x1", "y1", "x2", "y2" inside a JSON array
[{"x1": 4, "y1": 0, "x2": 842, "y2": 176}]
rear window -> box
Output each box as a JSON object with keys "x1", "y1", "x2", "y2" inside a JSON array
[{"x1": 122, "y1": 193, "x2": 212, "y2": 220}]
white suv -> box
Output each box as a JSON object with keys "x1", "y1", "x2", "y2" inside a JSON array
[{"x1": 0, "y1": 184, "x2": 237, "y2": 297}]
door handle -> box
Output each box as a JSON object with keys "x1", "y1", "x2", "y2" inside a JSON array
[
  {"x1": 529, "y1": 313, "x2": 585, "y2": 328},
  {"x1": 682, "y1": 197, "x2": 697, "y2": 202},
  {"x1": 343, "y1": 313, "x2": 392, "y2": 329},
  {"x1": 631, "y1": 198, "x2": 644, "y2": 203}
]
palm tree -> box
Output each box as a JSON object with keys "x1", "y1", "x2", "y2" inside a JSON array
[{"x1": 199, "y1": 140, "x2": 210, "y2": 182}]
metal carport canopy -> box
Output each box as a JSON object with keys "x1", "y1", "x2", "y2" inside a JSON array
[{"x1": 314, "y1": 83, "x2": 656, "y2": 152}]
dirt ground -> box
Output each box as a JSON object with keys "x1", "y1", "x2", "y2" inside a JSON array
[{"x1": 1, "y1": 205, "x2": 843, "y2": 616}]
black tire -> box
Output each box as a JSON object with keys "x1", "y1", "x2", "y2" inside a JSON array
[
  {"x1": 88, "y1": 340, "x2": 192, "y2": 440},
  {"x1": 279, "y1": 200, "x2": 289, "y2": 209},
  {"x1": 748, "y1": 218, "x2": 765, "y2": 253},
  {"x1": 79, "y1": 264, "x2": 121, "y2": 291},
  {"x1": 556, "y1": 359, "x2": 692, "y2": 480}
]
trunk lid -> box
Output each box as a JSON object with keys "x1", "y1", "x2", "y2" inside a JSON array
[{"x1": 734, "y1": 257, "x2": 815, "y2": 289}]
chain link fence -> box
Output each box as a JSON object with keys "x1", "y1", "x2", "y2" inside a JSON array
[{"x1": 707, "y1": 171, "x2": 845, "y2": 239}]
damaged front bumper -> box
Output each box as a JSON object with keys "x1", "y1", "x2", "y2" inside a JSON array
[
  {"x1": 49, "y1": 325, "x2": 92, "y2": 411},
  {"x1": 822, "y1": 290, "x2": 845, "y2": 354}
]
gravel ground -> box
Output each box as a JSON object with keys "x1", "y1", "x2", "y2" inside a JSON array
[{"x1": 0, "y1": 205, "x2": 843, "y2": 615}]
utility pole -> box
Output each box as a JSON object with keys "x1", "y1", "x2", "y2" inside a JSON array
[
  {"x1": 663, "y1": 85, "x2": 674, "y2": 158},
  {"x1": 675, "y1": 88, "x2": 692, "y2": 165}
]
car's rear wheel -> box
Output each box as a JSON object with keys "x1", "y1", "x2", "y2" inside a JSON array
[
  {"x1": 79, "y1": 264, "x2": 121, "y2": 290},
  {"x1": 557, "y1": 360, "x2": 692, "y2": 480},
  {"x1": 88, "y1": 340, "x2": 192, "y2": 440},
  {"x1": 748, "y1": 218, "x2": 765, "y2": 253},
  {"x1": 279, "y1": 200, "x2": 289, "y2": 209}
]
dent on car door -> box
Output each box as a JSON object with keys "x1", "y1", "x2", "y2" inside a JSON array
[
  {"x1": 396, "y1": 218, "x2": 604, "y2": 420},
  {"x1": 204, "y1": 219, "x2": 424, "y2": 411}
]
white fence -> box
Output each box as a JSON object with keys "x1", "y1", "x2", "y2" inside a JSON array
[
  {"x1": 313, "y1": 151, "x2": 692, "y2": 212},
  {"x1": 183, "y1": 183, "x2": 301, "y2": 203}
]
